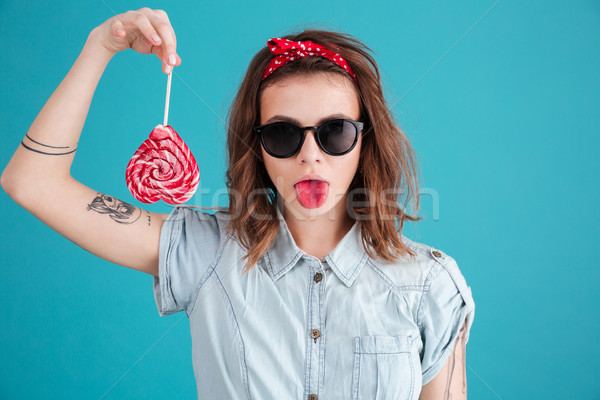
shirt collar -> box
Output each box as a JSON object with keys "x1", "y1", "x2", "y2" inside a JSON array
[{"x1": 263, "y1": 203, "x2": 368, "y2": 287}]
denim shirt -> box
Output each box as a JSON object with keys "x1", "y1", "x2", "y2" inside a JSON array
[{"x1": 153, "y1": 205, "x2": 475, "y2": 400}]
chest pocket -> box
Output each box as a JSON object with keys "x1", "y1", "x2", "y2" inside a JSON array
[{"x1": 351, "y1": 332, "x2": 419, "y2": 400}]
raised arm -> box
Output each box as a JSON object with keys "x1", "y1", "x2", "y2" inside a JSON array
[{"x1": 0, "y1": 8, "x2": 182, "y2": 277}]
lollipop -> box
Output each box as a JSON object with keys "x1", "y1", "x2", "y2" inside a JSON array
[{"x1": 125, "y1": 70, "x2": 199, "y2": 204}]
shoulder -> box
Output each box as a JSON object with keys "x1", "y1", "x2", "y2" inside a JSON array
[
  {"x1": 366, "y1": 234, "x2": 468, "y2": 293},
  {"x1": 400, "y1": 236, "x2": 475, "y2": 316},
  {"x1": 162, "y1": 205, "x2": 233, "y2": 247}
]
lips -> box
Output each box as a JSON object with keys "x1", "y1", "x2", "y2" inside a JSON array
[{"x1": 294, "y1": 174, "x2": 329, "y2": 186}]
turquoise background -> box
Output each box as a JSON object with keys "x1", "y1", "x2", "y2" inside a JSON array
[{"x1": 1, "y1": 0, "x2": 599, "y2": 398}]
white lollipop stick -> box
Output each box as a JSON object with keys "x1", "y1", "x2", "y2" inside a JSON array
[{"x1": 163, "y1": 70, "x2": 172, "y2": 126}]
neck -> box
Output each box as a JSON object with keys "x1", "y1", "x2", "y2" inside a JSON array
[{"x1": 282, "y1": 198, "x2": 356, "y2": 260}]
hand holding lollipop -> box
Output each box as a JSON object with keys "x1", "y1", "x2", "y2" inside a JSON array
[{"x1": 125, "y1": 70, "x2": 199, "y2": 204}]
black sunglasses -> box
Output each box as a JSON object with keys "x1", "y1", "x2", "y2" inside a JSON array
[{"x1": 253, "y1": 119, "x2": 363, "y2": 159}]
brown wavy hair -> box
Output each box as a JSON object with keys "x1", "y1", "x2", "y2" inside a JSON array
[{"x1": 224, "y1": 27, "x2": 423, "y2": 273}]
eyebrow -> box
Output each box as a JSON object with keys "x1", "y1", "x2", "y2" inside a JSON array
[{"x1": 263, "y1": 113, "x2": 355, "y2": 126}]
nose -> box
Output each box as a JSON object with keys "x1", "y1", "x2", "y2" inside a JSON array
[{"x1": 296, "y1": 128, "x2": 322, "y2": 164}]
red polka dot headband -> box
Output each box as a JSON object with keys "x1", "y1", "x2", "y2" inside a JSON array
[{"x1": 261, "y1": 37, "x2": 358, "y2": 85}]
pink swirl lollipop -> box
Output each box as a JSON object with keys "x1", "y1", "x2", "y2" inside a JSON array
[
  {"x1": 126, "y1": 124, "x2": 199, "y2": 204},
  {"x1": 126, "y1": 70, "x2": 199, "y2": 204}
]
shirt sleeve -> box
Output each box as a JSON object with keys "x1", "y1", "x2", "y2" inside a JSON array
[
  {"x1": 417, "y1": 252, "x2": 476, "y2": 385},
  {"x1": 153, "y1": 206, "x2": 224, "y2": 317}
]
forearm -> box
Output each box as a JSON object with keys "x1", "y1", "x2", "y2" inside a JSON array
[{"x1": 1, "y1": 27, "x2": 115, "y2": 199}]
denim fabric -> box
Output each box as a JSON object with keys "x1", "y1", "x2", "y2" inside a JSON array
[{"x1": 153, "y1": 204, "x2": 475, "y2": 400}]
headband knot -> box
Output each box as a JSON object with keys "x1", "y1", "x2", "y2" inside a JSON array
[{"x1": 261, "y1": 37, "x2": 358, "y2": 84}]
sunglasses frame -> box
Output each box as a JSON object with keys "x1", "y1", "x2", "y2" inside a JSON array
[{"x1": 253, "y1": 118, "x2": 364, "y2": 159}]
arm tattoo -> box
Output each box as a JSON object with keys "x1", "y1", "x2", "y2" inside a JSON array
[
  {"x1": 21, "y1": 134, "x2": 77, "y2": 156},
  {"x1": 87, "y1": 193, "x2": 141, "y2": 224},
  {"x1": 443, "y1": 321, "x2": 468, "y2": 399},
  {"x1": 25, "y1": 134, "x2": 69, "y2": 148}
]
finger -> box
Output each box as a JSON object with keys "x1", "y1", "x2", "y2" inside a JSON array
[
  {"x1": 160, "y1": 52, "x2": 182, "y2": 67},
  {"x1": 152, "y1": 47, "x2": 173, "y2": 74},
  {"x1": 130, "y1": 11, "x2": 164, "y2": 49},
  {"x1": 148, "y1": 11, "x2": 178, "y2": 66},
  {"x1": 162, "y1": 53, "x2": 182, "y2": 68}
]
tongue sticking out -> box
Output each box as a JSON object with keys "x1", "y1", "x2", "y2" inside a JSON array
[{"x1": 295, "y1": 180, "x2": 329, "y2": 209}]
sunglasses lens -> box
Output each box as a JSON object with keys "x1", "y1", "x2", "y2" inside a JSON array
[
  {"x1": 319, "y1": 120, "x2": 358, "y2": 154},
  {"x1": 261, "y1": 123, "x2": 302, "y2": 157}
]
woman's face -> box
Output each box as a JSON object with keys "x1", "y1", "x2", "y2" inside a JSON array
[{"x1": 259, "y1": 72, "x2": 362, "y2": 220}]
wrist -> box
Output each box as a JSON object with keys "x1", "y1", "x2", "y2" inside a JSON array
[{"x1": 85, "y1": 27, "x2": 117, "y2": 62}]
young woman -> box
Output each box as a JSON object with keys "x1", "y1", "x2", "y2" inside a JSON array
[{"x1": 1, "y1": 7, "x2": 475, "y2": 400}]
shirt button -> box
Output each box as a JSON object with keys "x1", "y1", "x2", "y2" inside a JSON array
[
  {"x1": 308, "y1": 394, "x2": 318, "y2": 400},
  {"x1": 432, "y1": 250, "x2": 442, "y2": 258},
  {"x1": 314, "y1": 272, "x2": 322, "y2": 282},
  {"x1": 310, "y1": 329, "x2": 320, "y2": 339}
]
